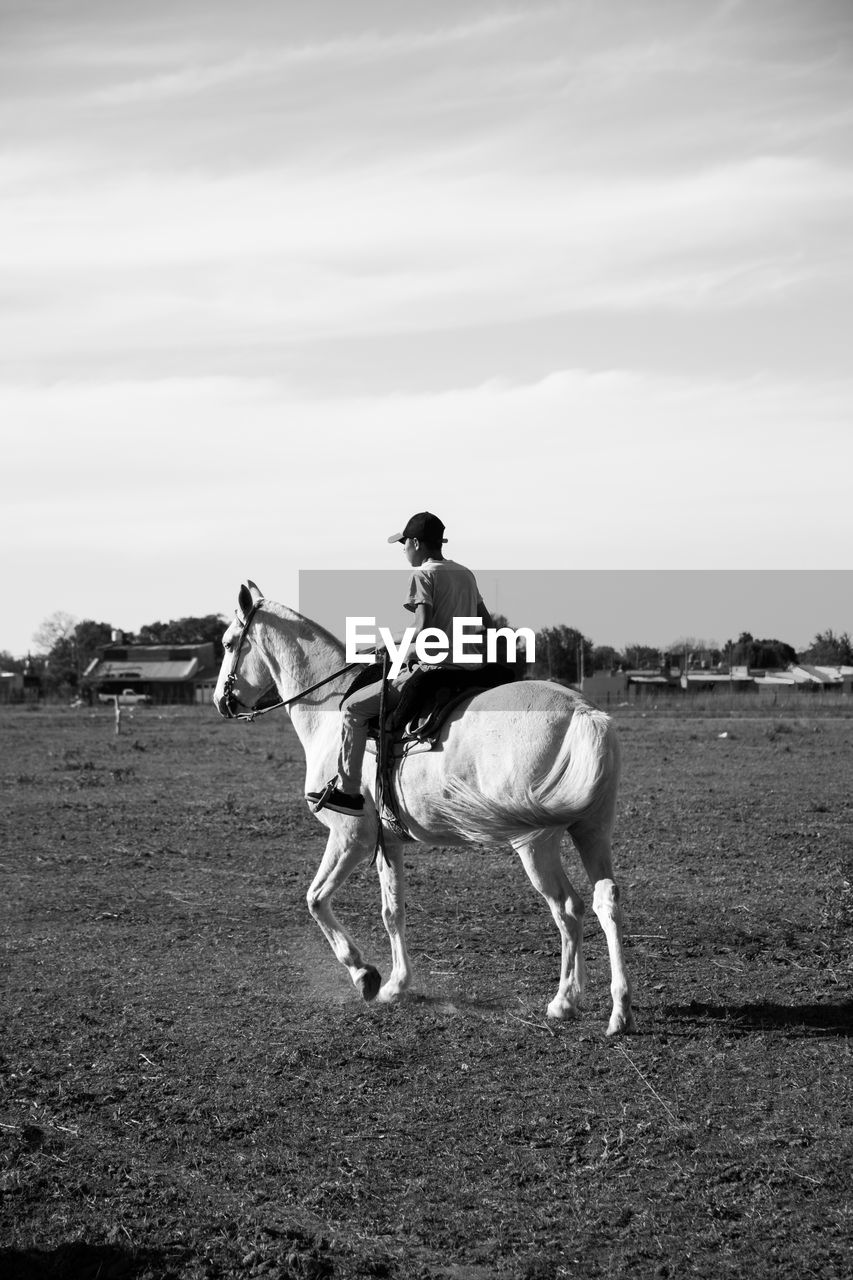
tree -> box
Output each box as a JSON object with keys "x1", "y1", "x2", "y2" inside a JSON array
[
  {"x1": 533, "y1": 626, "x2": 593, "y2": 683},
  {"x1": 623, "y1": 644, "x2": 662, "y2": 671},
  {"x1": 667, "y1": 636, "x2": 721, "y2": 669},
  {"x1": 32, "y1": 611, "x2": 77, "y2": 654},
  {"x1": 591, "y1": 644, "x2": 623, "y2": 671},
  {"x1": 799, "y1": 629, "x2": 853, "y2": 666},
  {"x1": 31, "y1": 612, "x2": 77, "y2": 696},
  {"x1": 30, "y1": 615, "x2": 115, "y2": 696},
  {"x1": 732, "y1": 632, "x2": 796, "y2": 669},
  {"x1": 137, "y1": 615, "x2": 228, "y2": 660},
  {"x1": 74, "y1": 620, "x2": 115, "y2": 674},
  {"x1": 0, "y1": 650, "x2": 26, "y2": 673},
  {"x1": 42, "y1": 636, "x2": 77, "y2": 695},
  {"x1": 731, "y1": 631, "x2": 753, "y2": 664}
]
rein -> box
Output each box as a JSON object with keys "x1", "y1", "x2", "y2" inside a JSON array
[{"x1": 221, "y1": 599, "x2": 358, "y2": 722}]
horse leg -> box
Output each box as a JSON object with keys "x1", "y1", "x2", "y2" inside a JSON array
[
  {"x1": 376, "y1": 845, "x2": 414, "y2": 1003},
  {"x1": 516, "y1": 830, "x2": 586, "y2": 1020},
  {"x1": 306, "y1": 832, "x2": 381, "y2": 1000},
  {"x1": 570, "y1": 821, "x2": 635, "y2": 1035}
]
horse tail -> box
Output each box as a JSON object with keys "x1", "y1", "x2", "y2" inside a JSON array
[{"x1": 437, "y1": 705, "x2": 618, "y2": 842}]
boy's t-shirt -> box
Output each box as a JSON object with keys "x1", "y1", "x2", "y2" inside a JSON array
[{"x1": 404, "y1": 558, "x2": 486, "y2": 668}]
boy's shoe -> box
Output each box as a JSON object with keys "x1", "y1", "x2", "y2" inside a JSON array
[{"x1": 307, "y1": 780, "x2": 365, "y2": 816}]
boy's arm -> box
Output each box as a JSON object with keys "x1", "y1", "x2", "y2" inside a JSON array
[
  {"x1": 398, "y1": 603, "x2": 430, "y2": 666},
  {"x1": 413, "y1": 603, "x2": 431, "y2": 634},
  {"x1": 403, "y1": 603, "x2": 493, "y2": 667},
  {"x1": 372, "y1": 606, "x2": 428, "y2": 656},
  {"x1": 389, "y1": 603, "x2": 433, "y2": 669}
]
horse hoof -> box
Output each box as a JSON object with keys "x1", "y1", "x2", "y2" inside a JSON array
[
  {"x1": 606, "y1": 1009, "x2": 636, "y2": 1036},
  {"x1": 378, "y1": 981, "x2": 409, "y2": 1004},
  {"x1": 357, "y1": 967, "x2": 381, "y2": 1001},
  {"x1": 546, "y1": 997, "x2": 580, "y2": 1020}
]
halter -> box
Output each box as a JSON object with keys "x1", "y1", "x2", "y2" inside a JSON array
[{"x1": 220, "y1": 597, "x2": 358, "y2": 722}]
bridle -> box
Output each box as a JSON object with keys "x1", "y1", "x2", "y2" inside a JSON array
[{"x1": 220, "y1": 597, "x2": 359, "y2": 722}]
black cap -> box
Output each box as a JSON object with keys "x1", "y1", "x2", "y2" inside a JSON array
[{"x1": 387, "y1": 511, "x2": 447, "y2": 546}]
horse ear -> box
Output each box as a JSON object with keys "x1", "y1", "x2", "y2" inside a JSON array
[
  {"x1": 238, "y1": 583, "x2": 253, "y2": 618},
  {"x1": 246, "y1": 579, "x2": 263, "y2": 601}
]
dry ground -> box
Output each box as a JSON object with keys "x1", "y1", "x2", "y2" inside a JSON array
[{"x1": 1, "y1": 700, "x2": 851, "y2": 1279}]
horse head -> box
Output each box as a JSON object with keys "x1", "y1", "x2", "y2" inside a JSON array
[{"x1": 213, "y1": 580, "x2": 278, "y2": 718}]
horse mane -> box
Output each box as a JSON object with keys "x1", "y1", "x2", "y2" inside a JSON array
[{"x1": 262, "y1": 600, "x2": 346, "y2": 659}]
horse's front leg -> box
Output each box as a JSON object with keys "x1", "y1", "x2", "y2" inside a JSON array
[
  {"x1": 306, "y1": 830, "x2": 381, "y2": 1000},
  {"x1": 376, "y1": 843, "x2": 414, "y2": 1002}
]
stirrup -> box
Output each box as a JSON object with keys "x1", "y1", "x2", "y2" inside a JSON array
[{"x1": 309, "y1": 778, "x2": 338, "y2": 813}]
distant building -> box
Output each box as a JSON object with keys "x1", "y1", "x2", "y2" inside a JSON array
[
  {"x1": 795, "y1": 664, "x2": 845, "y2": 689},
  {"x1": 0, "y1": 667, "x2": 41, "y2": 704},
  {"x1": 0, "y1": 671, "x2": 24, "y2": 704},
  {"x1": 84, "y1": 641, "x2": 221, "y2": 706},
  {"x1": 537, "y1": 658, "x2": 853, "y2": 704},
  {"x1": 681, "y1": 671, "x2": 755, "y2": 693},
  {"x1": 755, "y1": 664, "x2": 844, "y2": 692},
  {"x1": 816, "y1": 665, "x2": 853, "y2": 695}
]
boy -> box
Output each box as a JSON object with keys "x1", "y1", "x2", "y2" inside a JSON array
[{"x1": 308, "y1": 511, "x2": 492, "y2": 816}]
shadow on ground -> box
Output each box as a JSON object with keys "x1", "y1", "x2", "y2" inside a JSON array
[
  {"x1": 0, "y1": 1243, "x2": 184, "y2": 1280},
  {"x1": 664, "y1": 997, "x2": 853, "y2": 1037}
]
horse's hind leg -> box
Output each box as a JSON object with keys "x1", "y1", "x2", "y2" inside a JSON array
[
  {"x1": 516, "y1": 830, "x2": 586, "y2": 1020},
  {"x1": 376, "y1": 844, "x2": 414, "y2": 1002},
  {"x1": 570, "y1": 821, "x2": 635, "y2": 1035}
]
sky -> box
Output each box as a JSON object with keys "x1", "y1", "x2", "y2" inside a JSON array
[{"x1": 2, "y1": 0, "x2": 852, "y2": 657}]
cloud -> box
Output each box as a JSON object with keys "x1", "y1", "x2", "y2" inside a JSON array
[
  {"x1": 2, "y1": 0, "x2": 851, "y2": 656},
  {"x1": 2, "y1": 361, "x2": 850, "y2": 650},
  {"x1": 83, "y1": 10, "x2": 529, "y2": 106},
  {"x1": 5, "y1": 0, "x2": 852, "y2": 380},
  {"x1": 3, "y1": 365, "x2": 850, "y2": 550},
  {"x1": 4, "y1": 151, "x2": 851, "y2": 388}
]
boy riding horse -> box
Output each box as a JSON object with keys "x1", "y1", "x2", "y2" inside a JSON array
[{"x1": 308, "y1": 511, "x2": 493, "y2": 816}]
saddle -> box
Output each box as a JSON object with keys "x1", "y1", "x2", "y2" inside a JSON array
[
  {"x1": 340, "y1": 661, "x2": 518, "y2": 840},
  {"x1": 341, "y1": 660, "x2": 517, "y2": 743}
]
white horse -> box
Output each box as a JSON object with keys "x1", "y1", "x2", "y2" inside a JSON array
[{"x1": 213, "y1": 583, "x2": 634, "y2": 1035}]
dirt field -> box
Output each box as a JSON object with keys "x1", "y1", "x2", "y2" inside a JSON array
[{"x1": 2, "y1": 700, "x2": 851, "y2": 1279}]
